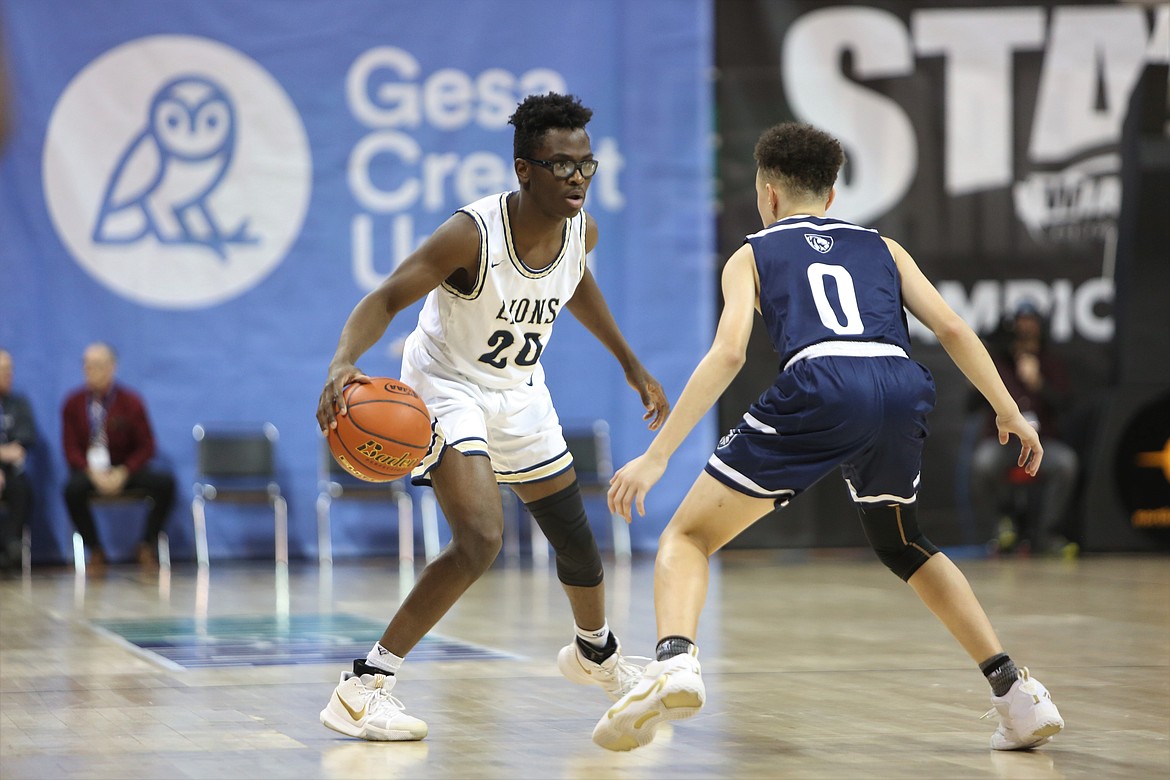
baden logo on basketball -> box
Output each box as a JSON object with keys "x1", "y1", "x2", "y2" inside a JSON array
[
  {"x1": 356, "y1": 440, "x2": 418, "y2": 470},
  {"x1": 43, "y1": 35, "x2": 312, "y2": 309}
]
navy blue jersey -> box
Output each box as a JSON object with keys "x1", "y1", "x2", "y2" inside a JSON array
[
  {"x1": 705, "y1": 214, "x2": 936, "y2": 506},
  {"x1": 746, "y1": 215, "x2": 911, "y2": 368}
]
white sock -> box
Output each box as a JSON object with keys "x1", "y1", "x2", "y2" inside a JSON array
[
  {"x1": 365, "y1": 642, "x2": 404, "y2": 674},
  {"x1": 575, "y1": 621, "x2": 610, "y2": 649}
]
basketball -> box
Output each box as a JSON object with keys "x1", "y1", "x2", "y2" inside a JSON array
[{"x1": 327, "y1": 378, "x2": 431, "y2": 482}]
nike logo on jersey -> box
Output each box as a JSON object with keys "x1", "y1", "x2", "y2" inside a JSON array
[{"x1": 805, "y1": 234, "x2": 834, "y2": 253}]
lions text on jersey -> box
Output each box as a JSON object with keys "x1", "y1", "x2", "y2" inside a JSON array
[{"x1": 411, "y1": 192, "x2": 587, "y2": 389}]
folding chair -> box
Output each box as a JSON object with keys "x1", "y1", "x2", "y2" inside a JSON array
[
  {"x1": 316, "y1": 438, "x2": 440, "y2": 565},
  {"x1": 500, "y1": 420, "x2": 631, "y2": 562},
  {"x1": 564, "y1": 419, "x2": 631, "y2": 559},
  {"x1": 500, "y1": 485, "x2": 548, "y2": 563},
  {"x1": 191, "y1": 423, "x2": 287, "y2": 567},
  {"x1": 0, "y1": 505, "x2": 37, "y2": 575}
]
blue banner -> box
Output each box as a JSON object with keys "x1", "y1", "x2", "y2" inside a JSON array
[{"x1": 0, "y1": 0, "x2": 715, "y2": 562}]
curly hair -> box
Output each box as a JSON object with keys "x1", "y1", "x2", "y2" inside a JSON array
[
  {"x1": 509, "y1": 93, "x2": 593, "y2": 159},
  {"x1": 754, "y1": 122, "x2": 845, "y2": 201}
]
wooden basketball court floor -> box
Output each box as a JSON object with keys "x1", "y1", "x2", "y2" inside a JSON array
[{"x1": 1, "y1": 549, "x2": 1167, "y2": 780}]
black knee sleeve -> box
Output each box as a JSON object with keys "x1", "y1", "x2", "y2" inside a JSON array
[
  {"x1": 526, "y1": 482, "x2": 603, "y2": 587},
  {"x1": 856, "y1": 501, "x2": 939, "y2": 582}
]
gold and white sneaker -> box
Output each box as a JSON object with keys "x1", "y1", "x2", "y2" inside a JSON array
[
  {"x1": 320, "y1": 671, "x2": 427, "y2": 741},
  {"x1": 592, "y1": 646, "x2": 704, "y2": 751},
  {"x1": 557, "y1": 635, "x2": 646, "y2": 701},
  {"x1": 983, "y1": 668, "x2": 1063, "y2": 750}
]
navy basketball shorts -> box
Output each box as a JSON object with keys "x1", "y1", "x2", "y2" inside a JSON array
[{"x1": 704, "y1": 355, "x2": 937, "y2": 506}]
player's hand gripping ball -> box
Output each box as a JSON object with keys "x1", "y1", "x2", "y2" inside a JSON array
[{"x1": 327, "y1": 378, "x2": 431, "y2": 482}]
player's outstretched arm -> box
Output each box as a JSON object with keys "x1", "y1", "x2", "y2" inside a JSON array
[
  {"x1": 886, "y1": 237, "x2": 1043, "y2": 474},
  {"x1": 608, "y1": 245, "x2": 758, "y2": 521},
  {"x1": 317, "y1": 214, "x2": 480, "y2": 432}
]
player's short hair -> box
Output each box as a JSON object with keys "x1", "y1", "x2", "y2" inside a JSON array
[
  {"x1": 509, "y1": 93, "x2": 593, "y2": 159},
  {"x1": 754, "y1": 122, "x2": 845, "y2": 201}
]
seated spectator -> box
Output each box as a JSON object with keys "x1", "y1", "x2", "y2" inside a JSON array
[
  {"x1": 61, "y1": 342, "x2": 175, "y2": 569},
  {"x1": 0, "y1": 349, "x2": 36, "y2": 573},
  {"x1": 971, "y1": 303, "x2": 1080, "y2": 556}
]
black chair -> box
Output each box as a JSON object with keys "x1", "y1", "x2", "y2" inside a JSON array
[
  {"x1": 0, "y1": 501, "x2": 36, "y2": 575},
  {"x1": 73, "y1": 489, "x2": 171, "y2": 572},
  {"x1": 191, "y1": 423, "x2": 287, "y2": 567},
  {"x1": 316, "y1": 437, "x2": 439, "y2": 565},
  {"x1": 564, "y1": 419, "x2": 631, "y2": 559},
  {"x1": 0, "y1": 441, "x2": 42, "y2": 575},
  {"x1": 500, "y1": 419, "x2": 632, "y2": 562},
  {"x1": 499, "y1": 485, "x2": 548, "y2": 563}
]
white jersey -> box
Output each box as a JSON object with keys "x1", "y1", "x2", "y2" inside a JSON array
[{"x1": 411, "y1": 191, "x2": 588, "y2": 390}]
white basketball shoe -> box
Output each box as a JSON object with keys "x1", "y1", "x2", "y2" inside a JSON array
[
  {"x1": 983, "y1": 668, "x2": 1064, "y2": 750},
  {"x1": 592, "y1": 646, "x2": 705, "y2": 751},
  {"x1": 557, "y1": 635, "x2": 646, "y2": 702},
  {"x1": 320, "y1": 671, "x2": 428, "y2": 741}
]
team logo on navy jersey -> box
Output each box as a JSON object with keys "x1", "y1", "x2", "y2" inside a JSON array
[
  {"x1": 717, "y1": 429, "x2": 739, "y2": 449},
  {"x1": 805, "y1": 234, "x2": 833, "y2": 254}
]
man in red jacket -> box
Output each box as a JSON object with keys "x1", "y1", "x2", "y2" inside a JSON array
[{"x1": 61, "y1": 342, "x2": 175, "y2": 569}]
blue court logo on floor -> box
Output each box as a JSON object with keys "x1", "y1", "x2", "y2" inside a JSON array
[{"x1": 92, "y1": 613, "x2": 517, "y2": 669}]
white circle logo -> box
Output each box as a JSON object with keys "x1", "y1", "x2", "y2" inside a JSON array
[{"x1": 43, "y1": 35, "x2": 311, "y2": 309}]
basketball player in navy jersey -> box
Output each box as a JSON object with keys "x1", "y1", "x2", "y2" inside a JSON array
[
  {"x1": 592, "y1": 122, "x2": 1063, "y2": 752},
  {"x1": 315, "y1": 93, "x2": 669, "y2": 741}
]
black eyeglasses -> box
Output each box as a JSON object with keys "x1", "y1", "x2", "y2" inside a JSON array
[{"x1": 520, "y1": 157, "x2": 599, "y2": 179}]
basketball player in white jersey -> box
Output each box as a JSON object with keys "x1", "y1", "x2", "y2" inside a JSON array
[
  {"x1": 592, "y1": 122, "x2": 1063, "y2": 752},
  {"x1": 316, "y1": 93, "x2": 669, "y2": 741}
]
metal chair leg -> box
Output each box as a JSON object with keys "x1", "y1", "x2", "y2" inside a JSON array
[
  {"x1": 612, "y1": 510, "x2": 632, "y2": 560},
  {"x1": 395, "y1": 490, "x2": 415, "y2": 563},
  {"x1": 316, "y1": 493, "x2": 333, "y2": 566},
  {"x1": 72, "y1": 532, "x2": 85, "y2": 573},
  {"x1": 530, "y1": 516, "x2": 549, "y2": 563},
  {"x1": 192, "y1": 495, "x2": 210, "y2": 568},
  {"x1": 273, "y1": 494, "x2": 289, "y2": 565},
  {"x1": 420, "y1": 490, "x2": 440, "y2": 562},
  {"x1": 157, "y1": 532, "x2": 171, "y2": 569},
  {"x1": 501, "y1": 488, "x2": 521, "y2": 561}
]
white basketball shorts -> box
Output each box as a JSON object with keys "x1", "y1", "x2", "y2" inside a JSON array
[{"x1": 400, "y1": 332, "x2": 573, "y2": 486}]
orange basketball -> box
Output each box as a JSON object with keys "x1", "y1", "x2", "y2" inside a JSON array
[{"x1": 327, "y1": 378, "x2": 431, "y2": 482}]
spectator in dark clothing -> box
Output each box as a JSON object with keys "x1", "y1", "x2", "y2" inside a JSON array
[
  {"x1": 0, "y1": 349, "x2": 36, "y2": 572},
  {"x1": 971, "y1": 304, "x2": 1080, "y2": 555},
  {"x1": 61, "y1": 342, "x2": 175, "y2": 569}
]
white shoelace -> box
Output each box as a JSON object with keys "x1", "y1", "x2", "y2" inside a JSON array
[
  {"x1": 364, "y1": 675, "x2": 409, "y2": 715},
  {"x1": 609, "y1": 654, "x2": 652, "y2": 695}
]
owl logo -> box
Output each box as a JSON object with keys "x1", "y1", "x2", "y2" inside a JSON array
[
  {"x1": 92, "y1": 75, "x2": 257, "y2": 258},
  {"x1": 45, "y1": 35, "x2": 310, "y2": 308}
]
